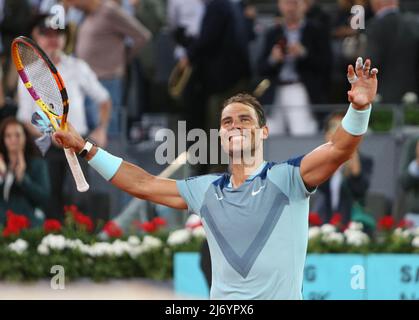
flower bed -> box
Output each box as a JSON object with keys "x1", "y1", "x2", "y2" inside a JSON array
[
  {"x1": 0, "y1": 208, "x2": 418, "y2": 282},
  {"x1": 0, "y1": 206, "x2": 205, "y2": 282}
]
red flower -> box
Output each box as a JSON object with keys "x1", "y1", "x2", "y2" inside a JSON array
[
  {"x1": 152, "y1": 217, "x2": 167, "y2": 227},
  {"x1": 103, "y1": 221, "x2": 123, "y2": 238},
  {"x1": 74, "y1": 212, "x2": 94, "y2": 232},
  {"x1": 2, "y1": 225, "x2": 20, "y2": 237},
  {"x1": 330, "y1": 213, "x2": 343, "y2": 227},
  {"x1": 378, "y1": 215, "x2": 395, "y2": 231},
  {"x1": 309, "y1": 212, "x2": 323, "y2": 226},
  {"x1": 43, "y1": 219, "x2": 62, "y2": 233},
  {"x1": 139, "y1": 221, "x2": 157, "y2": 233},
  {"x1": 397, "y1": 219, "x2": 414, "y2": 229},
  {"x1": 2, "y1": 210, "x2": 30, "y2": 237},
  {"x1": 64, "y1": 205, "x2": 94, "y2": 232}
]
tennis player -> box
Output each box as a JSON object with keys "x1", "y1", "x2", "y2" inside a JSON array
[{"x1": 54, "y1": 57, "x2": 378, "y2": 299}]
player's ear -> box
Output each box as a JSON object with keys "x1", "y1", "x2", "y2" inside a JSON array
[{"x1": 262, "y1": 125, "x2": 269, "y2": 140}]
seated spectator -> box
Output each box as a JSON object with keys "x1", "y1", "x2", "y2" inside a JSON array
[
  {"x1": 0, "y1": 117, "x2": 50, "y2": 227},
  {"x1": 258, "y1": 0, "x2": 332, "y2": 136},
  {"x1": 314, "y1": 112, "x2": 374, "y2": 225},
  {"x1": 399, "y1": 136, "x2": 419, "y2": 227}
]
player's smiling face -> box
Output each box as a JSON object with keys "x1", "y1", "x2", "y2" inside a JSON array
[{"x1": 219, "y1": 103, "x2": 268, "y2": 161}]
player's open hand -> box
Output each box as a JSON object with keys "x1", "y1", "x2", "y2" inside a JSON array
[
  {"x1": 53, "y1": 122, "x2": 85, "y2": 154},
  {"x1": 347, "y1": 57, "x2": 378, "y2": 109}
]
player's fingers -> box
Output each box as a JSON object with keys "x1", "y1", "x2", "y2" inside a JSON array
[
  {"x1": 363, "y1": 59, "x2": 371, "y2": 77},
  {"x1": 347, "y1": 65, "x2": 358, "y2": 84},
  {"x1": 52, "y1": 133, "x2": 63, "y2": 146},
  {"x1": 355, "y1": 57, "x2": 364, "y2": 78},
  {"x1": 370, "y1": 68, "x2": 378, "y2": 79}
]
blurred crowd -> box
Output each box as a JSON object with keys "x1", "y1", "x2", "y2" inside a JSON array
[{"x1": 0, "y1": 0, "x2": 419, "y2": 229}]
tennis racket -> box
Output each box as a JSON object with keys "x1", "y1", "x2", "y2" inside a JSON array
[{"x1": 12, "y1": 36, "x2": 89, "y2": 192}]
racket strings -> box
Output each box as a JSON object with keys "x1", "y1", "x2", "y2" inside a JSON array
[{"x1": 17, "y1": 43, "x2": 64, "y2": 117}]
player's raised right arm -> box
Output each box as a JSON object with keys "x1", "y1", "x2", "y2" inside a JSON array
[{"x1": 53, "y1": 124, "x2": 187, "y2": 210}]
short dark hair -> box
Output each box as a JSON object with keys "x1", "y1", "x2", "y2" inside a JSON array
[{"x1": 222, "y1": 93, "x2": 266, "y2": 127}]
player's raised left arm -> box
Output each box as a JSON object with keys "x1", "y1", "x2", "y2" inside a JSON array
[{"x1": 300, "y1": 58, "x2": 378, "y2": 188}]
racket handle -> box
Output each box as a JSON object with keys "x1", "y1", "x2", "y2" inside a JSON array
[{"x1": 63, "y1": 148, "x2": 90, "y2": 192}]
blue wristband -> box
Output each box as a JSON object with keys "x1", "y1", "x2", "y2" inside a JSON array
[
  {"x1": 341, "y1": 104, "x2": 372, "y2": 136},
  {"x1": 88, "y1": 148, "x2": 123, "y2": 181}
]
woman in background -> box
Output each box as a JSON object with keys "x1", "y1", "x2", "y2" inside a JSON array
[{"x1": 0, "y1": 117, "x2": 50, "y2": 227}]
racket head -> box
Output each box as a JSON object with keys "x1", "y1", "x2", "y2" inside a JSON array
[{"x1": 11, "y1": 36, "x2": 69, "y2": 131}]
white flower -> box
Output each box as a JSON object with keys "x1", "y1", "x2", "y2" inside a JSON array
[
  {"x1": 322, "y1": 231, "x2": 344, "y2": 244},
  {"x1": 403, "y1": 229, "x2": 412, "y2": 239},
  {"x1": 394, "y1": 227, "x2": 403, "y2": 236},
  {"x1": 167, "y1": 229, "x2": 192, "y2": 246},
  {"x1": 8, "y1": 239, "x2": 28, "y2": 254},
  {"x1": 37, "y1": 243, "x2": 50, "y2": 255},
  {"x1": 345, "y1": 230, "x2": 370, "y2": 246},
  {"x1": 111, "y1": 240, "x2": 131, "y2": 256},
  {"x1": 128, "y1": 236, "x2": 141, "y2": 246},
  {"x1": 129, "y1": 246, "x2": 144, "y2": 259},
  {"x1": 402, "y1": 92, "x2": 418, "y2": 104},
  {"x1": 412, "y1": 227, "x2": 419, "y2": 237},
  {"x1": 185, "y1": 214, "x2": 201, "y2": 228},
  {"x1": 308, "y1": 226, "x2": 321, "y2": 239},
  {"x1": 412, "y1": 236, "x2": 419, "y2": 248},
  {"x1": 393, "y1": 228, "x2": 412, "y2": 239},
  {"x1": 65, "y1": 239, "x2": 83, "y2": 250},
  {"x1": 348, "y1": 222, "x2": 363, "y2": 231},
  {"x1": 142, "y1": 235, "x2": 162, "y2": 250},
  {"x1": 192, "y1": 226, "x2": 206, "y2": 238},
  {"x1": 41, "y1": 234, "x2": 66, "y2": 251},
  {"x1": 320, "y1": 224, "x2": 336, "y2": 235}
]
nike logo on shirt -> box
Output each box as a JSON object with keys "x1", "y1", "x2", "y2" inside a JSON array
[{"x1": 252, "y1": 185, "x2": 265, "y2": 196}]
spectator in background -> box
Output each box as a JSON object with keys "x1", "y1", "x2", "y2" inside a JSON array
[
  {"x1": 0, "y1": 117, "x2": 50, "y2": 227},
  {"x1": 399, "y1": 136, "x2": 419, "y2": 227},
  {"x1": 167, "y1": 0, "x2": 205, "y2": 62},
  {"x1": 180, "y1": 0, "x2": 252, "y2": 134},
  {"x1": 366, "y1": 0, "x2": 419, "y2": 103},
  {"x1": 315, "y1": 112, "x2": 373, "y2": 225},
  {"x1": 304, "y1": 0, "x2": 331, "y2": 32},
  {"x1": 128, "y1": 0, "x2": 165, "y2": 121},
  {"x1": 65, "y1": 0, "x2": 151, "y2": 137},
  {"x1": 17, "y1": 14, "x2": 111, "y2": 220},
  {"x1": 258, "y1": 0, "x2": 332, "y2": 136},
  {"x1": 0, "y1": 0, "x2": 32, "y2": 96},
  {"x1": 0, "y1": 64, "x2": 17, "y2": 123},
  {"x1": 330, "y1": 0, "x2": 372, "y2": 103}
]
